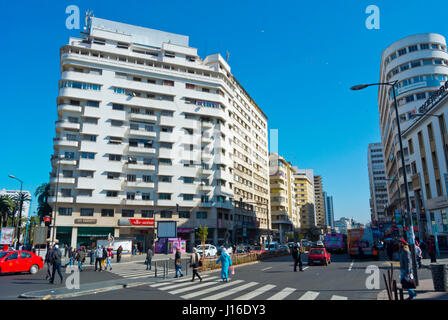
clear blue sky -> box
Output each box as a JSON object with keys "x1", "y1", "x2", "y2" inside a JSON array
[{"x1": 1, "y1": 0, "x2": 447, "y2": 223}]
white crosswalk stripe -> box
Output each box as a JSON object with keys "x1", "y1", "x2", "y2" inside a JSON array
[
  {"x1": 330, "y1": 295, "x2": 348, "y2": 300},
  {"x1": 168, "y1": 278, "x2": 222, "y2": 295},
  {"x1": 149, "y1": 276, "x2": 205, "y2": 288},
  {"x1": 233, "y1": 284, "x2": 276, "y2": 300},
  {"x1": 298, "y1": 291, "x2": 320, "y2": 300},
  {"x1": 181, "y1": 280, "x2": 244, "y2": 299},
  {"x1": 267, "y1": 287, "x2": 296, "y2": 300},
  {"x1": 201, "y1": 282, "x2": 259, "y2": 300},
  {"x1": 160, "y1": 276, "x2": 219, "y2": 291}
]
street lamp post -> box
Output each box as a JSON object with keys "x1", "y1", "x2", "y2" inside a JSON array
[
  {"x1": 351, "y1": 81, "x2": 419, "y2": 286},
  {"x1": 8, "y1": 175, "x2": 24, "y2": 245},
  {"x1": 51, "y1": 154, "x2": 64, "y2": 244}
]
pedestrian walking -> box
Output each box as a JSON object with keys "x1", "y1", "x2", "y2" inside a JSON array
[
  {"x1": 358, "y1": 242, "x2": 364, "y2": 259},
  {"x1": 66, "y1": 247, "x2": 74, "y2": 267},
  {"x1": 146, "y1": 246, "x2": 154, "y2": 270},
  {"x1": 415, "y1": 242, "x2": 423, "y2": 269},
  {"x1": 216, "y1": 248, "x2": 233, "y2": 282},
  {"x1": 291, "y1": 243, "x2": 303, "y2": 272},
  {"x1": 427, "y1": 239, "x2": 437, "y2": 263},
  {"x1": 102, "y1": 246, "x2": 108, "y2": 270},
  {"x1": 105, "y1": 247, "x2": 113, "y2": 271},
  {"x1": 386, "y1": 241, "x2": 394, "y2": 261},
  {"x1": 90, "y1": 247, "x2": 96, "y2": 265},
  {"x1": 232, "y1": 244, "x2": 237, "y2": 255},
  {"x1": 44, "y1": 244, "x2": 54, "y2": 281},
  {"x1": 117, "y1": 245, "x2": 123, "y2": 263},
  {"x1": 95, "y1": 245, "x2": 104, "y2": 271},
  {"x1": 174, "y1": 247, "x2": 184, "y2": 278},
  {"x1": 64, "y1": 244, "x2": 68, "y2": 258},
  {"x1": 190, "y1": 248, "x2": 202, "y2": 282},
  {"x1": 50, "y1": 245, "x2": 64, "y2": 284},
  {"x1": 76, "y1": 248, "x2": 86, "y2": 272},
  {"x1": 399, "y1": 239, "x2": 417, "y2": 300},
  {"x1": 419, "y1": 240, "x2": 427, "y2": 259}
]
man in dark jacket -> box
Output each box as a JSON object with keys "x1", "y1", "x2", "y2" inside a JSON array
[
  {"x1": 45, "y1": 244, "x2": 54, "y2": 280},
  {"x1": 399, "y1": 239, "x2": 417, "y2": 299},
  {"x1": 50, "y1": 245, "x2": 64, "y2": 284},
  {"x1": 291, "y1": 243, "x2": 303, "y2": 272},
  {"x1": 117, "y1": 246, "x2": 123, "y2": 263},
  {"x1": 146, "y1": 246, "x2": 154, "y2": 270}
]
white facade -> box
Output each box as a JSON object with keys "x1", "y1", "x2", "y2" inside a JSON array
[
  {"x1": 378, "y1": 33, "x2": 448, "y2": 216},
  {"x1": 49, "y1": 17, "x2": 270, "y2": 250},
  {"x1": 367, "y1": 143, "x2": 388, "y2": 223},
  {"x1": 403, "y1": 93, "x2": 448, "y2": 247},
  {"x1": 334, "y1": 217, "x2": 352, "y2": 235}
]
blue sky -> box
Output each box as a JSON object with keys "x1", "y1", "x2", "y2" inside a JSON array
[{"x1": 1, "y1": 0, "x2": 447, "y2": 223}]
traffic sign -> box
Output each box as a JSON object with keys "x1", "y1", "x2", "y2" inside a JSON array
[{"x1": 33, "y1": 227, "x2": 47, "y2": 245}]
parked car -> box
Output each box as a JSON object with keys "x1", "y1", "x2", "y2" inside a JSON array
[
  {"x1": 316, "y1": 241, "x2": 325, "y2": 247},
  {"x1": 265, "y1": 242, "x2": 279, "y2": 251},
  {"x1": 0, "y1": 251, "x2": 44, "y2": 274},
  {"x1": 196, "y1": 244, "x2": 217, "y2": 257},
  {"x1": 251, "y1": 245, "x2": 266, "y2": 253},
  {"x1": 308, "y1": 248, "x2": 331, "y2": 266},
  {"x1": 279, "y1": 244, "x2": 289, "y2": 251}
]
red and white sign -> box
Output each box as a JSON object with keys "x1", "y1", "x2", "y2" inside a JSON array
[{"x1": 118, "y1": 218, "x2": 155, "y2": 226}]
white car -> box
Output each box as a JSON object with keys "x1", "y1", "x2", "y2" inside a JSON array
[{"x1": 196, "y1": 244, "x2": 217, "y2": 257}]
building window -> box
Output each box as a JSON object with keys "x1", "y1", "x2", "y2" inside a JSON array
[
  {"x1": 159, "y1": 193, "x2": 172, "y2": 200},
  {"x1": 127, "y1": 192, "x2": 135, "y2": 200},
  {"x1": 179, "y1": 211, "x2": 190, "y2": 218},
  {"x1": 142, "y1": 193, "x2": 151, "y2": 201},
  {"x1": 143, "y1": 175, "x2": 152, "y2": 183},
  {"x1": 77, "y1": 189, "x2": 92, "y2": 197},
  {"x1": 81, "y1": 152, "x2": 95, "y2": 159},
  {"x1": 122, "y1": 210, "x2": 134, "y2": 217},
  {"x1": 196, "y1": 212, "x2": 207, "y2": 219},
  {"x1": 80, "y1": 208, "x2": 94, "y2": 216},
  {"x1": 106, "y1": 191, "x2": 118, "y2": 197},
  {"x1": 160, "y1": 210, "x2": 172, "y2": 218},
  {"x1": 109, "y1": 154, "x2": 122, "y2": 161},
  {"x1": 141, "y1": 210, "x2": 154, "y2": 218},
  {"x1": 127, "y1": 175, "x2": 136, "y2": 182},
  {"x1": 58, "y1": 208, "x2": 72, "y2": 216},
  {"x1": 101, "y1": 209, "x2": 114, "y2": 217},
  {"x1": 183, "y1": 194, "x2": 194, "y2": 201},
  {"x1": 183, "y1": 177, "x2": 194, "y2": 184}
]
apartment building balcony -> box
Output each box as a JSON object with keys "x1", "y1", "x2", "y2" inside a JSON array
[
  {"x1": 201, "y1": 120, "x2": 214, "y2": 129},
  {"x1": 214, "y1": 153, "x2": 230, "y2": 165},
  {"x1": 215, "y1": 123, "x2": 229, "y2": 134},
  {"x1": 215, "y1": 169, "x2": 232, "y2": 182},
  {"x1": 61, "y1": 71, "x2": 103, "y2": 84},
  {"x1": 59, "y1": 87, "x2": 101, "y2": 101},
  {"x1": 54, "y1": 158, "x2": 77, "y2": 166},
  {"x1": 58, "y1": 104, "x2": 82, "y2": 114},
  {"x1": 122, "y1": 199, "x2": 155, "y2": 206},
  {"x1": 157, "y1": 182, "x2": 174, "y2": 193},
  {"x1": 77, "y1": 177, "x2": 103, "y2": 189},
  {"x1": 128, "y1": 113, "x2": 157, "y2": 122},
  {"x1": 198, "y1": 184, "x2": 213, "y2": 192},
  {"x1": 183, "y1": 118, "x2": 200, "y2": 129},
  {"x1": 159, "y1": 132, "x2": 176, "y2": 142},
  {"x1": 50, "y1": 177, "x2": 76, "y2": 185},
  {"x1": 215, "y1": 200, "x2": 234, "y2": 210},
  {"x1": 126, "y1": 163, "x2": 155, "y2": 171},
  {"x1": 48, "y1": 196, "x2": 74, "y2": 204},
  {"x1": 215, "y1": 185, "x2": 233, "y2": 196},
  {"x1": 109, "y1": 95, "x2": 175, "y2": 112},
  {"x1": 201, "y1": 135, "x2": 213, "y2": 144},
  {"x1": 128, "y1": 146, "x2": 156, "y2": 154},
  {"x1": 157, "y1": 199, "x2": 176, "y2": 207},
  {"x1": 271, "y1": 199, "x2": 287, "y2": 206},
  {"x1": 182, "y1": 183, "x2": 199, "y2": 194},
  {"x1": 159, "y1": 116, "x2": 175, "y2": 126},
  {"x1": 129, "y1": 129, "x2": 157, "y2": 138},
  {"x1": 125, "y1": 181, "x2": 155, "y2": 189},
  {"x1": 214, "y1": 137, "x2": 229, "y2": 150},
  {"x1": 158, "y1": 148, "x2": 174, "y2": 158},
  {"x1": 198, "y1": 167, "x2": 213, "y2": 176},
  {"x1": 53, "y1": 138, "x2": 79, "y2": 148},
  {"x1": 55, "y1": 121, "x2": 80, "y2": 131},
  {"x1": 180, "y1": 166, "x2": 198, "y2": 176},
  {"x1": 270, "y1": 182, "x2": 287, "y2": 190},
  {"x1": 201, "y1": 149, "x2": 213, "y2": 161}
]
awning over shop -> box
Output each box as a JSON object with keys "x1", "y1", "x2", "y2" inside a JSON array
[{"x1": 77, "y1": 227, "x2": 114, "y2": 238}]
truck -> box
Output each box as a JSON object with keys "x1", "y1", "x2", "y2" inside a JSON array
[
  {"x1": 347, "y1": 228, "x2": 379, "y2": 260},
  {"x1": 324, "y1": 233, "x2": 345, "y2": 254}
]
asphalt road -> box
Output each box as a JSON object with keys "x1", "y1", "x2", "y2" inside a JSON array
[{"x1": 64, "y1": 252, "x2": 432, "y2": 300}]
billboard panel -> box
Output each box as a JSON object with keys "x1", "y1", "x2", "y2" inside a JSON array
[{"x1": 157, "y1": 221, "x2": 177, "y2": 238}]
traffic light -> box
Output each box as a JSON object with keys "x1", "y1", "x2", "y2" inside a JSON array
[{"x1": 43, "y1": 216, "x2": 52, "y2": 227}]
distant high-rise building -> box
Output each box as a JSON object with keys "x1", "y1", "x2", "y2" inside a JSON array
[
  {"x1": 367, "y1": 143, "x2": 388, "y2": 224},
  {"x1": 313, "y1": 175, "x2": 326, "y2": 228},
  {"x1": 323, "y1": 192, "x2": 334, "y2": 229},
  {"x1": 293, "y1": 168, "x2": 315, "y2": 229}
]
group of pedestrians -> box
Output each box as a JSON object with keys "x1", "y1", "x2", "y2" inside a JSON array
[
  {"x1": 94, "y1": 245, "x2": 113, "y2": 272},
  {"x1": 44, "y1": 244, "x2": 64, "y2": 284},
  {"x1": 290, "y1": 242, "x2": 304, "y2": 272}
]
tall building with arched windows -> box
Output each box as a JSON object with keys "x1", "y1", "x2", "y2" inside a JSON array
[{"x1": 378, "y1": 34, "x2": 448, "y2": 218}]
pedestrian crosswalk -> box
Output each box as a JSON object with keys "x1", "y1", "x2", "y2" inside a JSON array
[
  {"x1": 110, "y1": 265, "x2": 176, "y2": 280},
  {"x1": 145, "y1": 274, "x2": 350, "y2": 300}
]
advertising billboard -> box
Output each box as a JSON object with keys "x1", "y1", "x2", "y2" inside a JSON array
[{"x1": 0, "y1": 228, "x2": 15, "y2": 245}]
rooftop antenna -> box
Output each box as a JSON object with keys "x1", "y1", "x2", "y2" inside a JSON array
[
  {"x1": 84, "y1": 10, "x2": 94, "y2": 34},
  {"x1": 226, "y1": 50, "x2": 230, "y2": 63}
]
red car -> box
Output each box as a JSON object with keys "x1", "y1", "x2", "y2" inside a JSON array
[
  {"x1": 308, "y1": 248, "x2": 331, "y2": 266},
  {"x1": 0, "y1": 251, "x2": 44, "y2": 275}
]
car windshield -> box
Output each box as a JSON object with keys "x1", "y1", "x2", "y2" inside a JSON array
[
  {"x1": 310, "y1": 249, "x2": 324, "y2": 255},
  {"x1": 0, "y1": 252, "x2": 10, "y2": 258}
]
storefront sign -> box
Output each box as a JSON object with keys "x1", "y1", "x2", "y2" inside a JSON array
[
  {"x1": 118, "y1": 218, "x2": 155, "y2": 226},
  {"x1": 75, "y1": 218, "x2": 97, "y2": 224},
  {"x1": 418, "y1": 81, "x2": 448, "y2": 114},
  {"x1": 177, "y1": 228, "x2": 191, "y2": 233}
]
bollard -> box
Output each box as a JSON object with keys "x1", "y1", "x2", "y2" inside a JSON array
[
  {"x1": 155, "y1": 260, "x2": 157, "y2": 278},
  {"x1": 399, "y1": 288, "x2": 404, "y2": 300},
  {"x1": 163, "y1": 260, "x2": 166, "y2": 279},
  {"x1": 430, "y1": 264, "x2": 448, "y2": 292}
]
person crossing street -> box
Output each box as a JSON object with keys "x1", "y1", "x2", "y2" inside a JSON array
[
  {"x1": 174, "y1": 247, "x2": 183, "y2": 278},
  {"x1": 291, "y1": 243, "x2": 303, "y2": 272},
  {"x1": 95, "y1": 245, "x2": 104, "y2": 272},
  {"x1": 190, "y1": 248, "x2": 202, "y2": 282},
  {"x1": 216, "y1": 248, "x2": 233, "y2": 282},
  {"x1": 146, "y1": 246, "x2": 154, "y2": 270},
  {"x1": 76, "y1": 247, "x2": 86, "y2": 272},
  {"x1": 50, "y1": 245, "x2": 64, "y2": 284},
  {"x1": 44, "y1": 244, "x2": 54, "y2": 281}
]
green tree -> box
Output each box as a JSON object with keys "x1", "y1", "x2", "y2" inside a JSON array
[
  {"x1": 196, "y1": 225, "x2": 208, "y2": 268},
  {"x1": 0, "y1": 195, "x2": 16, "y2": 227},
  {"x1": 34, "y1": 183, "x2": 52, "y2": 223},
  {"x1": 11, "y1": 192, "x2": 31, "y2": 230}
]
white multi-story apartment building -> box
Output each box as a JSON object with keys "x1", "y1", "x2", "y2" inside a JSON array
[
  {"x1": 402, "y1": 89, "x2": 448, "y2": 249},
  {"x1": 334, "y1": 217, "x2": 352, "y2": 235},
  {"x1": 48, "y1": 17, "x2": 269, "y2": 251},
  {"x1": 367, "y1": 143, "x2": 388, "y2": 224},
  {"x1": 378, "y1": 34, "x2": 448, "y2": 220}
]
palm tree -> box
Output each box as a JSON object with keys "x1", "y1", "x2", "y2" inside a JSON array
[
  {"x1": 0, "y1": 195, "x2": 16, "y2": 227},
  {"x1": 34, "y1": 183, "x2": 52, "y2": 223},
  {"x1": 11, "y1": 192, "x2": 31, "y2": 230}
]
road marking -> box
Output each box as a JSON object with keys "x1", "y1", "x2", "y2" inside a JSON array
[
  {"x1": 201, "y1": 282, "x2": 259, "y2": 300},
  {"x1": 302, "y1": 267, "x2": 309, "y2": 271},
  {"x1": 331, "y1": 295, "x2": 348, "y2": 300},
  {"x1": 267, "y1": 287, "x2": 296, "y2": 300},
  {"x1": 298, "y1": 291, "x2": 320, "y2": 300},
  {"x1": 168, "y1": 279, "x2": 221, "y2": 295},
  {"x1": 149, "y1": 276, "x2": 196, "y2": 288},
  {"x1": 233, "y1": 284, "x2": 276, "y2": 300},
  {"x1": 348, "y1": 260, "x2": 354, "y2": 271},
  {"x1": 261, "y1": 267, "x2": 272, "y2": 271},
  {"x1": 181, "y1": 280, "x2": 244, "y2": 299},
  {"x1": 160, "y1": 276, "x2": 219, "y2": 291}
]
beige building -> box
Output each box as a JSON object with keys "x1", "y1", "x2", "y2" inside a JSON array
[
  {"x1": 314, "y1": 175, "x2": 326, "y2": 228},
  {"x1": 269, "y1": 153, "x2": 299, "y2": 243},
  {"x1": 294, "y1": 169, "x2": 316, "y2": 229}
]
